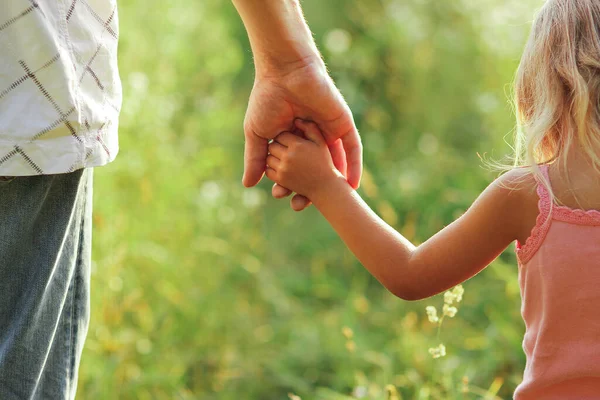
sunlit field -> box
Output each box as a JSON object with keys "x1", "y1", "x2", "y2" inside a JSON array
[{"x1": 79, "y1": 0, "x2": 543, "y2": 398}]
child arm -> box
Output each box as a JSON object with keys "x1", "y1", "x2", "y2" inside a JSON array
[{"x1": 266, "y1": 120, "x2": 531, "y2": 300}]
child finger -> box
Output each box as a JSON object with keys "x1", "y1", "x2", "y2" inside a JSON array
[
  {"x1": 291, "y1": 126, "x2": 306, "y2": 139},
  {"x1": 265, "y1": 167, "x2": 278, "y2": 182},
  {"x1": 291, "y1": 194, "x2": 312, "y2": 211},
  {"x1": 295, "y1": 119, "x2": 326, "y2": 145},
  {"x1": 268, "y1": 142, "x2": 287, "y2": 159},
  {"x1": 266, "y1": 154, "x2": 281, "y2": 170},
  {"x1": 272, "y1": 183, "x2": 292, "y2": 199},
  {"x1": 275, "y1": 132, "x2": 303, "y2": 147}
]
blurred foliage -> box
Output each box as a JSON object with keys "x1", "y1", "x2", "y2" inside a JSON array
[{"x1": 78, "y1": 0, "x2": 544, "y2": 398}]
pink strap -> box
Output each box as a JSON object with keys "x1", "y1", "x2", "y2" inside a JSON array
[
  {"x1": 537, "y1": 164, "x2": 553, "y2": 223},
  {"x1": 537, "y1": 164, "x2": 552, "y2": 215},
  {"x1": 517, "y1": 164, "x2": 600, "y2": 263},
  {"x1": 516, "y1": 165, "x2": 553, "y2": 264}
]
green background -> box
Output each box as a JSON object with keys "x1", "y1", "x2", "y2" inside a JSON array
[{"x1": 79, "y1": 0, "x2": 543, "y2": 398}]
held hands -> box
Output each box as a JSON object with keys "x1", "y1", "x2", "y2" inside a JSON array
[
  {"x1": 242, "y1": 61, "x2": 362, "y2": 211},
  {"x1": 265, "y1": 120, "x2": 343, "y2": 201},
  {"x1": 233, "y1": 0, "x2": 361, "y2": 210}
]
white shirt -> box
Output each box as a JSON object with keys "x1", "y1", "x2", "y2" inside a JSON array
[{"x1": 0, "y1": 0, "x2": 121, "y2": 176}]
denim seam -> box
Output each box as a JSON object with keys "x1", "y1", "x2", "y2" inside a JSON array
[
  {"x1": 69, "y1": 171, "x2": 87, "y2": 386},
  {"x1": 64, "y1": 268, "x2": 75, "y2": 397}
]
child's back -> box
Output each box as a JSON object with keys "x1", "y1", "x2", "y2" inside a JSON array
[
  {"x1": 511, "y1": 0, "x2": 600, "y2": 392},
  {"x1": 515, "y1": 161, "x2": 600, "y2": 399}
]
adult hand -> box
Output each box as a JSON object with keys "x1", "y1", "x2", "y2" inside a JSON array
[{"x1": 243, "y1": 58, "x2": 362, "y2": 211}]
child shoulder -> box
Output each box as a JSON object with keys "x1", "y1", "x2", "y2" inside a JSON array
[
  {"x1": 487, "y1": 166, "x2": 539, "y2": 211},
  {"x1": 494, "y1": 166, "x2": 538, "y2": 196},
  {"x1": 490, "y1": 166, "x2": 540, "y2": 244}
]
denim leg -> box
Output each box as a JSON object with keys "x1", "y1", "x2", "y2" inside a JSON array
[{"x1": 0, "y1": 168, "x2": 93, "y2": 400}]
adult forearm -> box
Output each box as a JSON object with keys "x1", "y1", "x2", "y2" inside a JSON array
[
  {"x1": 311, "y1": 178, "x2": 417, "y2": 299},
  {"x1": 232, "y1": 0, "x2": 323, "y2": 76}
]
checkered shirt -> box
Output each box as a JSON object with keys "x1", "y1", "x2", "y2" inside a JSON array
[{"x1": 0, "y1": 0, "x2": 121, "y2": 176}]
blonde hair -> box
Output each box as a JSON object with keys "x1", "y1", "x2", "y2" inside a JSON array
[{"x1": 512, "y1": 0, "x2": 600, "y2": 198}]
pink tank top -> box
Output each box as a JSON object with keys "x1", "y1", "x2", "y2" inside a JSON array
[{"x1": 514, "y1": 165, "x2": 600, "y2": 399}]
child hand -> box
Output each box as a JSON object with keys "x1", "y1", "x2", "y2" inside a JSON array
[{"x1": 266, "y1": 120, "x2": 343, "y2": 200}]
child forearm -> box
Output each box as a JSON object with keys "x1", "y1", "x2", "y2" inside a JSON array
[
  {"x1": 311, "y1": 176, "x2": 418, "y2": 300},
  {"x1": 268, "y1": 122, "x2": 522, "y2": 302}
]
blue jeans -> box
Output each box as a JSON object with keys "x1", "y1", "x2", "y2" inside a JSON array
[{"x1": 0, "y1": 169, "x2": 93, "y2": 399}]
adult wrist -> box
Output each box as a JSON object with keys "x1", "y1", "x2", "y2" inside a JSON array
[
  {"x1": 232, "y1": 0, "x2": 324, "y2": 78},
  {"x1": 254, "y1": 49, "x2": 324, "y2": 79}
]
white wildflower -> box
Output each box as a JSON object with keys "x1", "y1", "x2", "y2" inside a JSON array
[
  {"x1": 452, "y1": 285, "x2": 464, "y2": 303},
  {"x1": 425, "y1": 306, "x2": 439, "y2": 323},
  {"x1": 428, "y1": 344, "x2": 446, "y2": 359},
  {"x1": 443, "y1": 304, "x2": 458, "y2": 318},
  {"x1": 444, "y1": 290, "x2": 456, "y2": 304}
]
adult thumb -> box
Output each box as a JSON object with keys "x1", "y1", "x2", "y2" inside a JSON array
[
  {"x1": 295, "y1": 119, "x2": 326, "y2": 146},
  {"x1": 243, "y1": 128, "x2": 268, "y2": 187}
]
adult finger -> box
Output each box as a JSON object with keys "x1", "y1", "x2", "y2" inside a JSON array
[
  {"x1": 295, "y1": 119, "x2": 326, "y2": 145},
  {"x1": 341, "y1": 127, "x2": 363, "y2": 189},
  {"x1": 291, "y1": 193, "x2": 312, "y2": 211},
  {"x1": 266, "y1": 155, "x2": 280, "y2": 170},
  {"x1": 328, "y1": 139, "x2": 347, "y2": 178},
  {"x1": 268, "y1": 141, "x2": 287, "y2": 159},
  {"x1": 243, "y1": 129, "x2": 268, "y2": 187},
  {"x1": 272, "y1": 183, "x2": 292, "y2": 199},
  {"x1": 275, "y1": 131, "x2": 304, "y2": 147}
]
